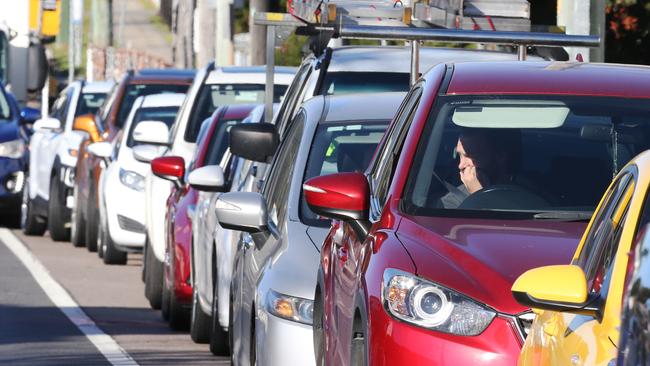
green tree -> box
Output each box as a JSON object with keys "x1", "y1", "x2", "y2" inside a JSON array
[{"x1": 606, "y1": 0, "x2": 650, "y2": 64}]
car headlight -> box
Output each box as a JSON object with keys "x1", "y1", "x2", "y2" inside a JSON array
[
  {"x1": 383, "y1": 269, "x2": 496, "y2": 336},
  {"x1": 119, "y1": 168, "x2": 145, "y2": 191},
  {"x1": 0, "y1": 139, "x2": 25, "y2": 158},
  {"x1": 265, "y1": 289, "x2": 314, "y2": 325}
]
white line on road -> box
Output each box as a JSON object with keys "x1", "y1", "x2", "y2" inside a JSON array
[{"x1": 0, "y1": 229, "x2": 139, "y2": 366}]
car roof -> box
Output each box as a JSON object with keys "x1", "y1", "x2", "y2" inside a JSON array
[
  {"x1": 81, "y1": 80, "x2": 115, "y2": 94},
  {"x1": 139, "y1": 93, "x2": 186, "y2": 108},
  {"x1": 301, "y1": 92, "x2": 406, "y2": 123},
  {"x1": 446, "y1": 61, "x2": 650, "y2": 98},
  {"x1": 205, "y1": 66, "x2": 296, "y2": 85},
  {"x1": 129, "y1": 68, "x2": 196, "y2": 83},
  {"x1": 327, "y1": 46, "x2": 539, "y2": 73}
]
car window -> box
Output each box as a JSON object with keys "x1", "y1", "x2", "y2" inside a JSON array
[
  {"x1": 75, "y1": 92, "x2": 109, "y2": 117},
  {"x1": 51, "y1": 90, "x2": 69, "y2": 123},
  {"x1": 262, "y1": 113, "x2": 304, "y2": 228},
  {"x1": 202, "y1": 118, "x2": 244, "y2": 167},
  {"x1": 275, "y1": 62, "x2": 313, "y2": 139},
  {"x1": 99, "y1": 83, "x2": 119, "y2": 122},
  {"x1": 401, "y1": 95, "x2": 650, "y2": 219},
  {"x1": 300, "y1": 120, "x2": 389, "y2": 226},
  {"x1": 0, "y1": 88, "x2": 10, "y2": 120},
  {"x1": 126, "y1": 106, "x2": 179, "y2": 147},
  {"x1": 574, "y1": 170, "x2": 634, "y2": 300},
  {"x1": 184, "y1": 83, "x2": 288, "y2": 142},
  {"x1": 321, "y1": 72, "x2": 410, "y2": 95},
  {"x1": 115, "y1": 83, "x2": 189, "y2": 129}
]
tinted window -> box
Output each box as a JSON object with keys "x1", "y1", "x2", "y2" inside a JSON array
[
  {"x1": 203, "y1": 119, "x2": 243, "y2": 167},
  {"x1": 126, "y1": 106, "x2": 179, "y2": 147},
  {"x1": 402, "y1": 96, "x2": 650, "y2": 219},
  {"x1": 115, "y1": 84, "x2": 189, "y2": 129},
  {"x1": 321, "y1": 72, "x2": 410, "y2": 95},
  {"x1": 75, "y1": 92, "x2": 108, "y2": 117},
  {"x1": 185, "y1": 83, "x2": 288, "y2": 142},
  {"x1": 0, "y1": 88, "x2": 11, "y2": 119},
  {"x1": 300, "y1": 121, "x2": 389, "y2": 226}
]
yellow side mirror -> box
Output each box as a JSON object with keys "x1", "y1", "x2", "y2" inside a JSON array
[
  {"x1": 511, "y1": 265, "x2": 598, "y2": 315},
  {"x1": 73, "y1": 114, "x2": 102, "y2": 143}
]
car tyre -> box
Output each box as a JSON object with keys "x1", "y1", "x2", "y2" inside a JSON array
[
  {"x1": 101, "y1": 220, "x2": 127, "y2": 265},
  {"x1": 161, "y1": 275, "x2": 171, "y2": 321},
  {"x1": 144, "y1": 238, "x2": 163, "y2": 309},
  {"x1": 47, "y1": 175, "x2": 71, "y2": 242},
  {"x1": 190, "y1": 284, "x2": 212, "y2": 343},
  {"x1": 70, "y1": 187, "x2": 86, "y2": 247},
  {"x1": 350, "y1": 313, "x2": 368, "y2": 366},
  {"x1": 21, "y1": 176, "x2": 46, "y2": 236},
  {"x1": 84, "y1": 183, "x2": 99, "y2": 252},
  {"x1": 210, "y1": 277, "x2": 230, "y2": 356},
  {"x1": 313, "y1": 288, "x2": 326, "y2": 366},
  {"x1": 167, "y1": 268, "x2": 190, "y2": 330}
]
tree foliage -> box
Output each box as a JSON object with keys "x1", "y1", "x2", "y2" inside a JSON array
[{"x1": 606, "y1": 0, "x2": 650, "y2": 64}]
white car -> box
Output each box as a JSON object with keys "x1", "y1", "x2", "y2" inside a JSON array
[
  {"x1": 23, "y1": 80, "x2": 113, "y2": 240},
  {"x1": 93, "y1": 93, "x2": 185, "y2": 265},
  {"x1": 136, "y1": 65, "x2": 295, "y2": 311}
]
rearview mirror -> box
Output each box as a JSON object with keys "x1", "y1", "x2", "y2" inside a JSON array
[
  {"x1": 230, "y1": 124, "x2": 278, "y2": 163},
  {"x1": 87, "y1": 142, "x2": 113, "y2": 159},
  {"x1": 215, "y1": 192, "x2": 268, "y2": 233},
  {"x1": 133, "y1": 120, "x2": 170, "y2": 146},
  {"x1": 151, "y1": 156, "x2": 185, "y2": 183},
  {"x1": 188, "y1": 165, "x2": 225, "y2": 192},
  {"x1": 73, "y1": 114, "x2": 102, "y2": 143},
  {"x1": 20, "y1": 107, "x2": 41, "y2": 124},
  {"x1": 511, "y1": 265, "x2": 599, "y2": 316},
  {"x1": 132, "y1": 144, "x2": 161, "y2": 163},
  {"x1": 33, "y1": 117, "x2": 61, "y2": 131}
]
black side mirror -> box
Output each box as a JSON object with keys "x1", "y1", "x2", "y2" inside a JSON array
[
  {"x1": 20, "y1": 107, "x2": 41, "y2": 124},
  {"x1": 229, "y1": 124, "x2": 279, "y2": 163}
]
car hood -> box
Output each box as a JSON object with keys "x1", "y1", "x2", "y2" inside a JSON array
[
  {"x1": 0, "y1": 120, "x2": 20, "y2": 143},
  {"x1": 397, "y1": 215, "x2": 587, "y2": 314}
]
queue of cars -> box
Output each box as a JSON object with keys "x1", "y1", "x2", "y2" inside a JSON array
[{"x1": 14, "y1": 25, "x2": 650, "y2": 366}]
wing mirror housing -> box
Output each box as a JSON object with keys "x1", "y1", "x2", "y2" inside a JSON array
[
  {"x1": 303, "y1": 172, "x2": 371, "y2": 239},
  {"x1": 188, "y1": 165, "x2": 226, "y2": 192},
  {"x1": 133, "y1": 120, "x2": 170, "y2": 146},
  {"x1": 73, "y1": 114, "x2": 102, "y2": 143},
  {"x1": 229, "y1": 124, "x2": 278, "y2": 163},
  {"x1": 511, "y1": 265, "x2": 600, "y2": 317},
  {"x1": 151, "y1": 156, "x2": 185, "y2": 185},
  {"x1": 20, "y1": 107, "x2": 41, "y2": 125},
  {"x1": 87, "y1": 142, "x2": 113, "y2": 159},
  {"x1": 215, "y1": 192, "x2": 268, "y2": 233},
  {"x1": 132, "y1": 144, "x2": 161, "y2": 163},
  {"x1": 33, "y1": 117, "x2": 61, "y2": 131}
]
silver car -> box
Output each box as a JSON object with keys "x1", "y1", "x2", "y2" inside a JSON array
[{"x1": 215, "y1": 92, "x2": 405, "y2": 365}]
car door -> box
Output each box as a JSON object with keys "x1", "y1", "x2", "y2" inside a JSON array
[
  {"x1": 527, "y1": 169, "x2": 636, "y2": 366},
  {"x1": 234, "y1": 114, "x2": 304, "y2": 362},
  {"x1": 35, "y1": 89, "x2": 70, "y2": 199}
]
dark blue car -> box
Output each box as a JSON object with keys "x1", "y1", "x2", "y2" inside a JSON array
[{"x1": 0, "y1": 83, "x2": 40, "y2": 220}]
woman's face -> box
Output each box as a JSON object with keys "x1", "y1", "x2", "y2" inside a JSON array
[{"x1": 456, "y1": 139, "x2": 476, "y2": 172}]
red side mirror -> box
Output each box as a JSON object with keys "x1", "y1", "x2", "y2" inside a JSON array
[
  {"x1": 151, "y1": 156, "x2": 185, "y2": 182},
  {"x1": 303, "y1": 172, "x2": 370, "y2": 221}
]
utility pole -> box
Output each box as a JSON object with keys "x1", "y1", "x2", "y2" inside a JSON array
[
  {"x1": 590, "y1": 0, "x2": 605, "y2": 62},
  {"x1": 108, "y1": 0, "x2": 114, "y2": 46},
  {"x1": 216, "y1": 0, "x2": 234, "y2": 65},
  {"x1": 249, "y1": 0, "x2": 268, "y2": 65}
]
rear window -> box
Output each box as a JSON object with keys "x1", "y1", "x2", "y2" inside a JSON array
[
  {"x1": 126, "y1": 106, "x2": 179, "y2": 147},
  {"x1": 321, "y1": 72, "x2": 410, "y2": 95},
  {"x1": 184, "y1": 83, "x2": 288, "y2": 142},
  {"x1": 75, "y1": 92, "x2": 108, "y2": 117},
  {"x1": 401, "y1": 95, "x2": 650, "y2": 220},
  {"x1": 300, "y1": 121, "x2": 389, "y2": 226},
  {"x1": 115, "y1": 83, "x2": 189, "y2": 128}
]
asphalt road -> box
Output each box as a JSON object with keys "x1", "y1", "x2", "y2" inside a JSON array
[{"x1": 0, "y1": 221, "x2": 229, "y2": 365}]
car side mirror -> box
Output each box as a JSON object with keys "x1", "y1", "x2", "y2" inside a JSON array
[
  {"x1": 230, "y1": 124, "x2": 278, "y2": 163},
  {"x1": 133, "y1": 120, "x2": 170, "y2": 146},
  {"x1": 215, "y1": 192, "x2": 268, "y2": 233},
  {"x1": 20, "y1": 107, "x2": 41, "y2": 125},
  {"x1": 303, "y1": 172, "x2": 371, "y2": 239},
  {"x1": 87, "y1": 142, "x2": 113, "y2": 159},
  {"x1": 33, "y1": 117, "x2": 61, "y2": 131},
  {"x1": 511, "y1": 264, "x2": 599, "y2": 316},
  {"x1": 132, "y1": 144, "x2": 161, "y2": 164},
  {"x1": 151, "y1": 156, "x2": 185, "y2": 185},
  {"x1": 188, "y1": 165, "x2": 226, "y2": 192},
  {"x1": 73, "y1": 114, "x2": 102, "y2": 143}
]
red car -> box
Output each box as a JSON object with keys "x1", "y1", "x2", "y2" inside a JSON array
[
  {"x1": 305, "y1": 62, "x2": 650, "y2": 365},
  {"x1": 154, "y1": 104, "x2": 256, "y2": 329}
]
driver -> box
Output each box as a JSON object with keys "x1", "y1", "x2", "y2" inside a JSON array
[{"x1": 441, "y1": 128, "x2": 521, "y2": 208}]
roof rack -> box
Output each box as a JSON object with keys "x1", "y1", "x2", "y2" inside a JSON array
[{"x1": 255, "y1": 0, "x2": 600, "y2": 122}]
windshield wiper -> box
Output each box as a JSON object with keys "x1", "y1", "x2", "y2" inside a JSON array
[{"x1": 532, "y1": 211, "x2": 593, "y2": 221}]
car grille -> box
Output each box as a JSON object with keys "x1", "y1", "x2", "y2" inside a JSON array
[
  {"x1": 117, "y1": 215, "x2": 145, "y2": 233},
  {"x1": 516, "y1": 312, "x2": 535, "y2": 339}
]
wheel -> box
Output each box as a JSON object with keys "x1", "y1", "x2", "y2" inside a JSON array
[
  {"x1": 161, "y1": 275, "x2": 171, "y2": 321},
  {"x1": 190, "y1": 283, "x2": 212, "y2": 343},
  {"x1": 70, "y1": 187, "x2": 86, "y2": 247},
  {"x1": 84, "y1": 183, "x2": 99, "y2": 252},
  {"x1": 47, "y1": 176, "x2": 71, "y2": 242},
  {"x1": 167, "y1": 266, "x2": 190, "y2": 330},
  {"x1": 141, "y1": 241, "x2": 147, "y2": 283},
  {"x1": 144, "y1": 241, "x2": 163, "y2": 309},
  {"x1": 313, "y1": 288, "x2": 325, "y2": 366},
  {"x1": 21, "y1": 176, "x2": 46, "y2": 236},
  {"x1": 101, "y1": 219, "x2": 127, "y2": 265},
  {"x1": 350, "y1": 314, "x2": 367, "y2": 366},
  {"x1": 210, "y1": 276, "x2": 230, "y2": 356}
]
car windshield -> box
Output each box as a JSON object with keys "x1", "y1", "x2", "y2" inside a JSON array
[
  {"x1": 75, "y1": 92, "x2": 108, "y2": 117},
  {"x1": 321, "y1": 72, "x2": 410, "y2": 95},
  {"x1": 401, "y1": 95, "x2": 650, "y2": 219},
  {"x1": 126, "y1": 106, "x2": 179, "y2": 148},
  {"x1": 184, "y1": 83, "x2": 288, "y2": 142},
  {"x1": 115, "y1": 84, "x2": 189, "y2": 129},
  {"x1": 300, "y1": 121, "x2": 389, "y2": 226}
]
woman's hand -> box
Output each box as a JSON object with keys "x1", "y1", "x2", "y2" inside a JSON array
[{"x1": 460, "y1": 166, "x2": 483, "y2": 194}]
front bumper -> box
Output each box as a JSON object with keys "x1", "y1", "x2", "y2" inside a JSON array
[
  {"x1": 0, "y1": 157, "x2": 26, "y2": 212},
  {"x1": 105, "y1": 178, "x2": 146, "y2": 250},
  {"x1": 256, "y1": 308, "x2": 316, "y2": 366}
]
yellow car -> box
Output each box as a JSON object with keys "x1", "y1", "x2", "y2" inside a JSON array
[{"x1": 512, "y1": 150, "x2": 650, "y2": 366}]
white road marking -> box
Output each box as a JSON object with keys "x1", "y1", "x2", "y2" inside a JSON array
[{"x1": 0, "y1": 228, "x2": 139, "y2": 366}]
